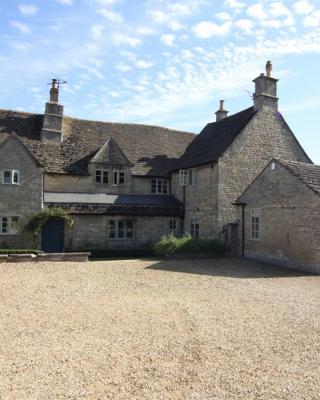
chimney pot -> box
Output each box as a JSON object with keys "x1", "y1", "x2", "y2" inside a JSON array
[
  {"x1": 215, "y1": 100, "x2": 228, "y2": 121},
  {"x1": 266, "y1": 60, "x2": 272, "y2": 77}
]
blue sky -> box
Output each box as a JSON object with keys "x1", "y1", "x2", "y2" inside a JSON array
[{"x1": 1, "y1": 0, "x2": 320, "y2": 163}]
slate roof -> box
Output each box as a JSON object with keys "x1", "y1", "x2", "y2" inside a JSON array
[
  {"x1": 0, "y1": 109, "x2": 195, "y2": 177},
  {"x1": 178, "y1": 107, "x2": 256, "y2": 169},
  {"x1": 44, "y1": 192, "x2": 183, "y2": 216},
  {"x1": 279, "y1": 159, "x2": 320, "y2": 195}
]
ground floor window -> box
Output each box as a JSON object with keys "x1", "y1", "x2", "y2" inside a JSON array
[
  {"x1": 108, "y1": 219, "x2": 134, "y2": 239},
  {"x1": 169, "y1": 219, "x2": 177, "y2": 230},
  {"x1": 250, "y1": 209, "x2": 260, "y2": 240},
  {"x1": 190, "y1": 218, "x2": 199, "y2": 239},
  {"x1": 0, "y1": 216, "x2": 19, "y2": 235}
]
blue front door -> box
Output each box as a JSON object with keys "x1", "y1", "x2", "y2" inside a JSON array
[{"x1": 41, "y1": 219, "x2": 65, "y2": 253}]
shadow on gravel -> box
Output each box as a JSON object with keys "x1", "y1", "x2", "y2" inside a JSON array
[{"x1": 145, "y1": 257, "x2": 317, "y2": 279}]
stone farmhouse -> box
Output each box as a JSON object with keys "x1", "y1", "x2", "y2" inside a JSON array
[
  {"x1": 0, "y1": 61, "x2": 315, "y2": 262},
  {"x1": 237, "y1": 159, "x2": 320, "y2": 273}
]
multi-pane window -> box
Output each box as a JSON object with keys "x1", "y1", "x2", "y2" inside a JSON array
[
  {"x1": 250, "y1": 210, "x2": 260, "y2": 240},
  {"x1": 151, "y1": 179, "x2": 168, "y2": 194},
  {"x1": 0, "y1": 216, "x2": 19, "y2": 235},
  {"x1": 190, "y1": 218, "x2": 199, "y2": 239},
  {"x1": 113, "y1": 170, "x2": 125, "y2": 185},
  {"x1": 108, "y1": 219, "x2": 133, "y2": 239},
  {"x1": 2, "y1": 170, "x2": 19, "y2": 185},
  {"x1": 95, "y1": 169, "x2": 108, "y2": 184},
  {"x1": 169, "y1": 219, "x2": 177, "y2": 230},
  {"x1": 179, "y1": 169, "x2": 197, "y2": 186}
]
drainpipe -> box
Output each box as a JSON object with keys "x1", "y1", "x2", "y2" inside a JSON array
[
  {"x1": 232, "y1": 202, "x2": 246, "y2": 258},
  {"x1": 182, "y1": 185, "x2": 186, "y2": 234}
]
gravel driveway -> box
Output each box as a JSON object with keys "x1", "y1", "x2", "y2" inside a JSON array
[{"x1": 0, "y1": 257, "x2": 319, "y2": 399}]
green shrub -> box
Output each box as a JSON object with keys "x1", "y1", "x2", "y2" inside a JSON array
[
  {"x1": 26, "y1": 208, "x2": 73, "y2": 235},
  {"x1": 0, "y1": 249, "x2": 43, "y2": 255},
  {"x1": 154, "y1": 234, "x2": 227, "y2": 257}
]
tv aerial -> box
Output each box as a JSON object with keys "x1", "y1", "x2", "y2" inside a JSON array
[
  {"x1": 48, "y1": 72, "x2": 67, "y2": 89},
  {"x1": 244, "y1": 89, "x2": 254, "y2": 99}
]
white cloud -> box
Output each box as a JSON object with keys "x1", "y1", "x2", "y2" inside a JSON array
[
  {"x1": 18, "y1": 4, "x2": 38, "y2": 15},
  {"x1": 161, "y1": 34, "x2": 175, "y2": 46},
  {"x1": 167, "y1": 3, "x2": 192, "y2": 16},
  {"x1": 224, "y1": 0, "x2": 245, "y2": 9},
  {"x1": 235, "y1": 19, "x2": 254, "y2": 34},
  {"x1": 56, "y1": 0, "x2": 73, "y2": 5},
  {"x1": 148, "y1": 10, "x2": 167, "y2": 24},
  {"x1": 168, "y1": 20, "x2": 186, "y2": 31},
  {"x1": 113, "y1": 33, "x2": 141, "y2": 46},
  {"x1": 215, "y1": 12, "x2": 232, "y2": 21},
  {"x1": 247, "y1": 4, "x2": 268, "y2": 20},
  {"x1": 98, "y1": 9, "x2": 123, "y2": 23},
  {"x1": 10, "y1": 21, "x2": 31, "y2": 34},
  {"x1": 293, "y1": 0, "x2": 314, "y2": 15},
  {"x1": 97, "y1": 0, "x2": 120, "y2": 5},
  {"x1": 181, "y1": 49, "x2": 194, "y2": 59},
  {"x1": 135, "y1": 60, "x2": 153, "y2": 69},
  {"x1": 136, "y1": 26, "x2": 155, "y2": 36},
  {"x1": 10, "y1": 41, "x2": 32, "y2": 50},
  {"x1": 192, "y1": 21, "x2": 232, "y2": 38},
  {"x1": 90, "y1": 25, "x2": 105, "y2": 40},
  {"x1": 269, "y1": 2, "x2": 291, "y2": 17},
  {"x1": 115, "y1": 63, "x2": 132, "y2": 72},
  {"x1": 303, "y1": 10, "x2": 320, "y2": 27}
]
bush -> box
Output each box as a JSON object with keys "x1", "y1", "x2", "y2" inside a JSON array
[
  {"x1": 26, "y1": 208, "x2": 73, "y2": 235},
  {"x1": 154, "y1": 234, "x2": 227, "y2": 257},
  {"x1": 0, "y1": 249, "x2": 43, "y2": 255}
]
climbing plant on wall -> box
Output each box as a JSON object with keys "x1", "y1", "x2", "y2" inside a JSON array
[{"x1": 26, "y1": 207, "x2": 74, "y2": 235}]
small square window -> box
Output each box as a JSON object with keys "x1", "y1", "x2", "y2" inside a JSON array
[
  {"x1": 119, "y1": 171, "x2": 125, "y2": 184},
  {"x1": 2, "y1": 170, "x2": 19, "y2": 185},
  {"x1": 95, "y1": 170, "x2": 102, "y2": 183},
  {"x1": 169, "y1": 219, "x2": 177, "y2": 230},
  {"x1": 103, "y1": 171, "x2": 109, "y2": 184},
  {"x1": 0, "y1": 216, "x2": 19, "y2": 235}
]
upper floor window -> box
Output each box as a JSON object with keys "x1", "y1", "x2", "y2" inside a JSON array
[
  {"x1": 2, "y1": 170, "x2": 19, "y2": 185},
  {"x1": 113, "y1": 170, "x2": 125, "y2": 185},
  {"x1": 250, "y1": 209, "x2": 260, "y2": 240},
  {"x1": 108, "y1": 219, "x2": 133, "y2": 239},
  {"x1": 1, "y1": 216, "x2": 19, "y2": 235},
  {"x1": 179, "y1": 168, "x2": 197, "y2": 186},
  {"x1": 152, "y1": 179, "x2": 168, "y2": 194},
  {"x1": 95, "y1": 169, "x2": 108, "y2": 184},
  {"x1": 190, "y1": 218, "x2": 199, "y2": 239}
]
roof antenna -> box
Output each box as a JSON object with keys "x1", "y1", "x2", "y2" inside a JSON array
[
  {"x1": 244, "y1": 89, "x2": 254, "y2": 99},
  {"x1": 47, "y1": 72, "x2": 67, "y2": 90}
]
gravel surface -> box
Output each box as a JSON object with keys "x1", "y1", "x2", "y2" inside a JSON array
[{"x1": 0, "y1": 257, "x2": 319, "y2": 400}]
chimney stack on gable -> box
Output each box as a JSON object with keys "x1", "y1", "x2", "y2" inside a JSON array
[
  {"x1": 215, "y1": 100, "x2": 228, "y2": 122},
  {"x1": 41, "y1": 79, "x2": 64, "y2": 144},
  {"x1": 253, "y1": 61, "x2": 278, "y2": 111}
]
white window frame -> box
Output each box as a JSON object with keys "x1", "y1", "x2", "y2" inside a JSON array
[
  {"x1": 0, "y1": 216, "x2": 20, "y2": 235},
  {"x1": 179, "y1": 168, "x2": 197, "y2": 186},
  {"x1": 95, "y1": 168, "x2": 109, "y2": 184},
  {"x1": 108, "y1": 219, "x2": 134, "y2": 240},
  {"x1": 250, "y1": 209, "x2": 260, "y2": 241},
  {"x1": 190, "y1": 218, "x2": 199, "y2": 239},
  {"x1": 112, "y1": 169, "x2": 125, "y2": 185},
  {"x1": 151, "y1": 179, "x2": 168, "y2": 194},
  {"x1": 2, "y1": 170, "x2": 19, "y2": 185}
]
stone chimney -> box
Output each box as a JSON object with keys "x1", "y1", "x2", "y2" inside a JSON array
[
  {"x1": 253, "y1": 61, "x2": 278, "y2": 111},
  {"x1": 41, "y1": 79, "x2": 64, "y2": 144},
  {"x1": 215, "y1": 100, "x2": 228, "y2": 122}
]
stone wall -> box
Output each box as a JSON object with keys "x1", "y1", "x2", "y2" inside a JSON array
[
  {"x1": 239, "y1": 162, "x2": 320, "y2": 273},
  {"x1": 66, "y1": 215, "x2": 182, "y2": 251},
  {"x1": 217, "y1": 108, "x2": 310, "y2": 233},
  {"x1": 0, "y1": 137, "x2": 43, "y2": 249},
  {"x1": 45, "y1": 173, "x2": 163, "y2": 195}
]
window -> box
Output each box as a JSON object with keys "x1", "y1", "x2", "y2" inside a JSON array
[
  {"x1": 190, "y1": 218, "x2": 199, "y2": 239},
  {"x1": 169, "y1": 219, "x2": 177, "y2": 230},
  {"x1": 113, "y1": 170, "x2": 125, "y2": 185},
  {"x1": 250, "y1": 210, "x2": 260, "y2": 240},
  {"x1": 0, "y1": 216, "x2": 19, "y2": 235},
  {"x1": 95, "y1": 169, "x2": 108, "y2": 184},
  {"x1": 151, "y1": 179, "x2": 168, "y2": 194},
  {"x1": 2, "y1": 170, "x2": 19, "y2": 185},
  {"x1": 108, "y1": 219, "x2": 133, "y2": 239},
  {"x1": 179, "y1": 169, "x2": 196, "y2": 186}
]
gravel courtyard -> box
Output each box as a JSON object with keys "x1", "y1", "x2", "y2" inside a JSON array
[{"x1": 0, "y1": 258, "x2": 319, "y2": 400}]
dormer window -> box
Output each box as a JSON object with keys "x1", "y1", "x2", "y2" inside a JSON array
[
  {"x1": 95, "y1": 169, "x2": 108, "y2": 184},
  {"x1": 2, "y1": 170, "x2": 19, "y2": 185}
]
